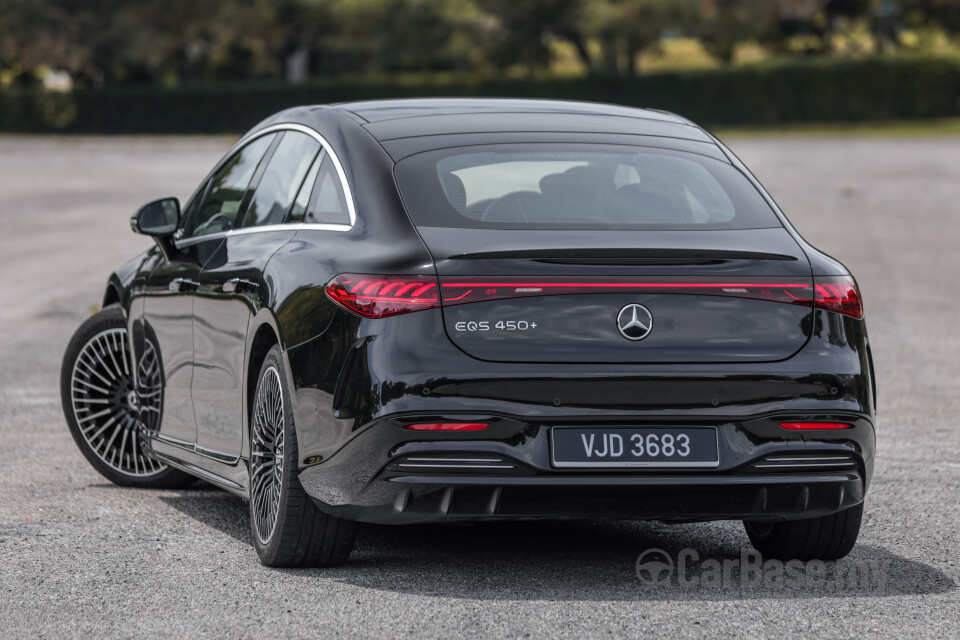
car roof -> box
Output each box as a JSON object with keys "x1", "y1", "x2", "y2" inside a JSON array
[
  {"x1": 333, "y1": 97, "x2": 686, "y2": 124},
  {"x1": 260, "y1": 99, "x2": 725, "y2": 164},
  {"x1": 327, "y1": 98, "x2": 712, "y2": 144}
]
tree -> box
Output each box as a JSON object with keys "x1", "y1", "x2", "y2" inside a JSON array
[
  {"x1": 698, "y1": 0, "x2": 780, "y2": 63},
  {"x1": 0, "y1": 0, "x2": 289, "y2": 87},
  {"x1": 588, "y1": 0, "x2": 700, "y2": 75},
  {"x1": 898, "y1": 0, "x2": 960, "y2": 39},
  {"x1": 476, "y1": 0, "x2": 593, "y2": 72}
]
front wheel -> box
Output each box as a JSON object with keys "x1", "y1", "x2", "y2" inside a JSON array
[
  {"x1": 249, "y1": 345, "x2": 356, "y2": 567},
  {"x1": 743, "y1": 502, "x2": 864, "y2": 561},
  {"x1": 60, "y1": 304, "x2": 192, "y2": 489}
]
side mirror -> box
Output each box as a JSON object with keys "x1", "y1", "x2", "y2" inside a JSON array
[{"x1": 131, "y1": 198, "x2": 179, "y2": 237}]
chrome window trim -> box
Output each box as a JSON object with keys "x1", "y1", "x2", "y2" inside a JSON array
[
  {"x1": 175, "y1": 231, "x2": 228, "y2": 248},
  {"x1": 176, "y1": 222, "x2": 353, "y2": 248},
  {"x1": 176, "y1": 122, "x2": 356, "y2": 249},
  {"x1": 235, "y1": 123, "x2": 356, "y2": 227},
  {"x1": 232, "y1": 222, "x2": 353, "y2": 235}
]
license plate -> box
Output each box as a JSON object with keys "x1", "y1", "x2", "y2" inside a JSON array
[{"x1": 551, "y1": 427, "x2": 719, "y2": 468}]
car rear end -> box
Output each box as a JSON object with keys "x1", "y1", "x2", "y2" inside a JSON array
[{"x1": 297, "y1": 132, "x2": 875, "y2": 539}]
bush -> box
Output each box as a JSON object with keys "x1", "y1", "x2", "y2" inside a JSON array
[{"x1": 2, "y1": 55, "x2": 958, "y2": 133}]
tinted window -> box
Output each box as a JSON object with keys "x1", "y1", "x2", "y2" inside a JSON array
[
  {"x1": 182, "y1": 134, "x2": 276, "y2": 238},
  {"x1": 179, "y1": 188, "x2": 203, "y2": 229},
  {"x1": 305, "y1": 155, "x2": 350, "y2": 225},
  {"x1": 242, "y1": 131, "x2": 321, "y2": 228},
  {"x1": 287, "y1": 152, "x2": 323, "y2": 223},
  {"x1": 395, "y1": 145, "x2": 780, "y2": 230}
]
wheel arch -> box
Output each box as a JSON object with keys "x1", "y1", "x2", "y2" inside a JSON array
[
  {"x1": 244, "y1": 310, "x2": 300, "y2": 455},
  {"x1": 103, "y1": 269, "x2": 129, "y2": 311},
  {"x1": 102, "y1": 283, "x2": 122, "y2": 309},
  {"x1": 246, "y1": 315, "x2": 281, "y2": 425},
  {"x1": 102, "y1": 248, "x2": 159, "y2": 313}
]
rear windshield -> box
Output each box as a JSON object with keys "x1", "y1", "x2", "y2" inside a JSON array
[{"x1": 394, "y1": 144, "x2": 781, "y2": 230}]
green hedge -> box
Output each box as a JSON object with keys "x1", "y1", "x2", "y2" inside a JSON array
[{"x1": 2, "y1": 55, "x2": 959, "y2": 133}]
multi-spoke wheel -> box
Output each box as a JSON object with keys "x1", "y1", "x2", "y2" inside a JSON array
[
  {"x1": 61, "y1": 305, "x2": 192, "y2": 488},
  {"x1": 250, "y1": 345, "x2": 356, "y2": 567},
  {"x1": 251, "y1": 365, "x2": 284, "y2": 545}
]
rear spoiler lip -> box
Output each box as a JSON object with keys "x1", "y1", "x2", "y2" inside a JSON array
[{"x1": 448, "y1": 248, "x2": 798, "y2": 262}]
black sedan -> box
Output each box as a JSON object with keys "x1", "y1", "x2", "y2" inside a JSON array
[{"x1": 61, "y1": 99, "x2": 875, "y2": 567}]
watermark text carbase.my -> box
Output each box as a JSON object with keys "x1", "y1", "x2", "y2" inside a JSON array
[{"x1": 636, "y1": 548, "x2": 889, "y2": 593}]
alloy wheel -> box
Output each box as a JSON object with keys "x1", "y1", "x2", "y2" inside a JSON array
[
  {"x1": 70, "y1": 328, "x2": 166, "y2": 477},
  {"x1": 251, "y1": 365, "x2": 285, "y2": 545}
]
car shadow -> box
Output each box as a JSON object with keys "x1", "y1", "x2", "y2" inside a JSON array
[
  {"x1": 159, "y1": 490, "x2": 956, "y2": 601},
  {"x1": 158, "y1": 488, "x2": 252, "y2": 545}
]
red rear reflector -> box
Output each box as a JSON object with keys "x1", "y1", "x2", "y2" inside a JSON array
[
  {"x1": 404, "y1": 422, "x2": 490, "y2": 431},
  {"x1": 779, "y1": 422, "x2": 852, "y2": 430},
  {"x1": 813, "y1": 276, "x2": 864, "y2": 319},
  {"x1": 325, "y1": 274, "x2": 440, "y2": 318}
]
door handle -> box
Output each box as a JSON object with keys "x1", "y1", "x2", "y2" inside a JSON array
[
  {"x1": 169, "y1": 277, "x2": 199, "y2": 292},
  {"x1": 223, "y1": 278, "x2": 258, "y2": 294}
]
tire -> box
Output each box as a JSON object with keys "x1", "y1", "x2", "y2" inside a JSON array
[
  {"x1": 743, "y1": 502, "x2": 864, "y2": 561},
  {"x1": 249, "y1": 345, "x2": 356, "y2": 567},
  {"x1": 60, "y1": 304, "x2": 193, "y2": 489}
]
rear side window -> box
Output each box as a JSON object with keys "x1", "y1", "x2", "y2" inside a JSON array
[
  {"x1": 287, "y1": 153, "x2": 323, "y2": 223},
  {"x1": 304, "y1": 155, "x2": 350, "y2": 225},
  {"x1": 242, "y1": 131, "x2": 321, "y2": 228},
  {"x1": 395, "y1": 145, "x2": 780, "y2": 230}
]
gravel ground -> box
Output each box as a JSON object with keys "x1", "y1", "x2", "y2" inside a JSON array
[{"x1": 0, "y1": 134, "x2": 957, "y2": 638}]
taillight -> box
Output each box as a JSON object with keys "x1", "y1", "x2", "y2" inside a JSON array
[
  {"x1": 441, "y1": 275, "x2": 863, "y2": 318},
  {"x1": 326, "y1": 274, "x2": 863, "y2": 319},
  {"x1": 779, "y1": 422, "x2": 852, "y2": 430},
  {"x1": 325, "y1": 274, "x2": 440, "y2": 318},
  {"x1": 439, "y1": 278, "x2": 816, "y2": 307},
  {"x1": 403, "y1": 422, "x2": 490, "y2": 431},
  {"x1": 813, "y1": 276, "x2": 863, "y2": 319}
]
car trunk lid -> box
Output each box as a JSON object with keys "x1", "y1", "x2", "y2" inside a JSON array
[{"x1": 417, "y1": 227, "x2": 814, "y2": 364}]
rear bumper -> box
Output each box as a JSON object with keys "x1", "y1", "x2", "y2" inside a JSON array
[
  {"x1": 311, "y1": 472, "x2": 865, "y2": 525},
  {"x1": 297, "y1": 413, "x2": 875, "y2": 525}
]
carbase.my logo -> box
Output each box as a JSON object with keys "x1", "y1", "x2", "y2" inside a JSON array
[
  {"x1": 635, "y1": 548, "x2": 674, "y2": 586},
  {"x1": 635, "y1": 547, "x2": 889, "y2": 593}
]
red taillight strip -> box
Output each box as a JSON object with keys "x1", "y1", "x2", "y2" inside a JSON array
[
  {"x1": 326, "y1": 274, "x2": 862, "y2": 319},
  {"x1": 779, "y1": 422, "x2": 853, "y2": 430},
  {"x1": 403, "y1": 422, "x2": 490, "y2": 431},
  {"x1": 439, "y1": 278, "x2": 816, "y2": 308},
  {"x1": 439, "y1": 276, "x2": 863, "y2": 318},
  {"x1": 441, "y1": 282, "x2": 812, "y2": 288}
]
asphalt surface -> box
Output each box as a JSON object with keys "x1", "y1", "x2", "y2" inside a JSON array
[{"x1": 0, "y1": 134, "x2": 957, "y2": 638}]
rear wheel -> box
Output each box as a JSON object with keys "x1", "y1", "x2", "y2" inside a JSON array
[
  {"x1": 743, "y1": 502, "x2": 864, "y2": 561},
  {"x1": 249, "y1": 345, "x2": 356, "y2": 567},
  {"x1": 60, "y1": 304, "x2": 192, "y2": 488}
]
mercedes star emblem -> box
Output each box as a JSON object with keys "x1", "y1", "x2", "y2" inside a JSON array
[{"x1": 617, "y1": 304, "x2": 653, "y2": 341}]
